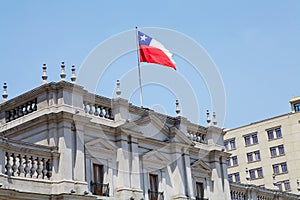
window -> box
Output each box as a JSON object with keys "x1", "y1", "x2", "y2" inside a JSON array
[
  {"x1": 254, "y1": 151, "x2": 261, "y2": 161},
  {"x1": 277, "y1": 182, "x2": 283, "y2": 191},
  {"x1": 92, "y1": 164, "x2": 105, "y2": 195},
  {"x1": 257, "y1": 168, "x2": 263, "y2": 178},
  {"x1": 228, "y1": 173, "x2": 240, "y2": 182},
  {"x1": 232, "y1": 156, "x2": 238, "y2": 166},
  {"x1": 247, "y1": 151, "x2": 260, "y2": 163},
  {"x1": 275, "y1": 128, "x2": 282, "y2": 138},
  {"x1": 267, "y1": 127, "x2": 282, "y2": 140},
  {"x1": 278, "y1": 145, "x2": 285, "y2": 155},
  {"x1": 273, "y1": 164, "x2": 280, "y2": 174},
  {"x1": 244, "y1": 135, "x2": 251, "y2": 146},
  {"x1": 252, "y1": 134, "x2": 258, "y2": 144},
  {"x1": 249, "y1": 169, "x2": 256, "y2": 179},
  {"x1": 281, "y1": 162, "x2": 288, "y2": 173},
  {"x1": 149, "y1": 174, "x2": 159, "y2": 200},
  {"x1": 273, "y1": 162, "x2": 288, "y2": 174},
  {"x1": 228, "y1": 174, "x2": 233, "y2": 182},
  {"x1": 295, "y1": 103, "x2": 300, "y2": 112},
  {"x1": 234, "y1": 173, "x2": 240, "y2": 182},
  {"x1": 284, "y1": 180, "x2": 291, "y2": 191},
  {"x1": 226, "y1": 158, "x2": 231, "y2": 166},
  {"x1": 230, "y1": 139, "x2": 236, "y2": 149},
  {"x1": 270, "y1": 147, "x2": 277, "y2": 157},
  {"x1": 267, "y1": 130, "x2": 274, "y2": 140},
  {"x1": 244, "y1": 133, "x2": 258, "y2": 146},
  {"x1": 247, "y1": 153, "x2": 253, "y2": 163},
  {"x1": 249, "y1": 168, "x2": 263, "y2": 180},
  {"x1": 225, "y1": 139, "x2": 236, "y2": 151},
  {"x1": 196, "y1": 182, "x2": 204, "y2": 199},
  {"x1": 224, "y1": 141, "x2": 229, "y2": 151}
]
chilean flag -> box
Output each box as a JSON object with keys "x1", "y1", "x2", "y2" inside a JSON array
[{"x1": 138, "y1": 31, "x2": 176, "y2": 70}]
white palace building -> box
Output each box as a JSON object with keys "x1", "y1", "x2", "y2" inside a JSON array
[{"x1": 0, "y1": 63, "x2": 299, "y2": 200}]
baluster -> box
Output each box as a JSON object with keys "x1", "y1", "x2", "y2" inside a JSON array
[
  {"x1": 46, "y1": 159, "x2": 53, "y2": 178},
  {"x1": 33, "y1": 99, "x2": 37, "y2": 111},
  {"x1": 12, "y1": 153, "x2": 18, "y2": 176},
  {"x1": 83, "y1": 102, "x2": 88, "y2": 113},
  {"x1": 18, "y1": 154, "x2": 24, "y2": 176},
  {"x1": 94, "y1": 104, "x2": 99, "y2": 116},
  {"x1": 5, "y1": 152, "x2": 12, "y2": 176},
  {"x1": 9, "y1": 110, "x2": 14, "y2": 121},
  {"x1": 42, "y1": 158, "x2": 48, "y2": 179},
  {"x1": 105, "y1": 107, "x2": 109, "y2": 118},
  {"x1": 99, "y1": 106, "x2": 104, "y2": 117},
  {"x1": 88, "y1": 104, "x2": 93, "y2": 115},
  {"x1": 108, "y1": 108, "x2": 113, "y2": 119},
  {"x1": 27, "y1": 101, "x2": 33, "y2": 113},
  {"x1": 24, "y1": 155, "x2": 30, "y2": 177},
  {"x1": 23, "y1": 103, "x2": 28, "y2": 115},
  {"x1": 14, "y1": 108, "x2": 19, "y2": 119},
  {"x1": 30, "y1": 156, "x2": 36, "y2": 178},
  {"x1": 5, "y1": 111, "x2": 10, "y2": 122},
  {"x1": 36, "y1": 157, "x2": 42, "y2": 178},
  {"x1": 18, "y1": 106, "x2": 24, "y2": 117}
]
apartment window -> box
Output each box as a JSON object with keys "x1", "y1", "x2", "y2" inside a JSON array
[
  {"x1": 232, "y1": 156, "x2": 238, "y2": 166},
  {"x1": 196, "y1": 182, "x2": 204, "y2": 199},
  {"x1": 249, "y1": 168, "x2": 263, "y2": 179},
  {"x1": 275, "y1": 128, "x2": 282, "y2": 138},
  {"x1": 252, "y1": 134, "x2": 258, "y2": 144},
  {"x1": 228, "y1": 174, "x2": 233, "y2": 183},
  {"x1": 254, "y1": 151, "x2": 261, "y2": 161},
  {"x1": 249, "y1": 169, "x2": 256, "y2": 179},
  {"x1": 225, "y1": 139, "x2": 236, "y2": 151},
  {"x1": 149, "y1": 174, "x2": 159, "y2": 200},
  {"x1": 295, "y1": 103, "x2": 300, "y2": 112},
  {"x1": 267, "y1": 130, "x2": 274, "y2": 140},
  {"x1": 224, "y1": 141, "x2": 229, "y2": 151},
  {"x1": 228, "y1": 174, "x2": 233, "y2": 182},
  {"x1": 247, "y1": 151, "x2": 260, "y2": 163},
  {"x1": 273, "y1": 164, "x2": 280, "y2": 174},
  {"x1": 226, "y1": 158, "x2": 231, "y2": 166},
  {"x1": 230, "y1": 139, "x2": 236, "y2": 149},
  {"x1": 277, "y1": 182, "x2": 283, "y2": 191},
  {"x1": 270, "y1": 147, "x2": 277, "y2": 157},
  {"x1": 284, "y1": 180, "x2": 291, "y2": 191},
  {"x1": 267, "y1": 127, "x2": 282, "y2": 140},
  {"x1": 244, "y1": 133, "x2": 258, "y2": 146},
  {"x1": 278, "y1": 145, "x2": 285, "y2": 155},
  {"x1": 257, "y1": 168, "x2": 263, "y2": 178},
  {"x1": 247, "y1": 153, "x2": 253, "y2": 163},
  {"x1": 234, "y1": 173, "x2": 240, "y2": 182},
  {"x1": 281, "y1": 162, "x2": 288, "y2": 173},
  {"x1": 228, "y1": 173, "x2": 240, "y2": 183},
  {"x1": 244, "y1": 135, "x2": 251, "y2": 146}
]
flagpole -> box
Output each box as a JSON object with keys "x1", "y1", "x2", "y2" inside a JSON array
[{"x1": 135, "y1": 26, "x2": 143, "y2": 107}]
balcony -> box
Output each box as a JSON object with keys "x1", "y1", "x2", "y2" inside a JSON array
[
  {"x1": 148, "y1": 189, "x2": 164, "y2": 200},
  {"x1": 90, "y1": 181, "x2": 109, "y2": 197}
]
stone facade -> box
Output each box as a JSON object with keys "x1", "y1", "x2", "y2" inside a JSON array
[
  {"x1": 0, "y1": 81, "x2": 231, "y2": 200},
  {"x1": 225, "y1": 97, "x2": 300, "y2": 195}
]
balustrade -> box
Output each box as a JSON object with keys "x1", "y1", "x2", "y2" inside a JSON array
[
  {"x1": 5, "y1": 98, "x2": 37, "y2": 122},
  {"x1": 83, "y1": 94, "x2": 114, "y2": 120},
  {"x1": 5, "y1": 152, "x2": 52, "y2": 179},
  {"x1": 230, "y1": 190, "x2": 246, "y2": 200},
  {"x1": 187, "y1": 130, "x2": 207, "y2": 144}
]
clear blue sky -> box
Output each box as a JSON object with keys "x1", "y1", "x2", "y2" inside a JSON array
[{"x1": 0, "y1": 1, "x2": 299, "y2": 128}]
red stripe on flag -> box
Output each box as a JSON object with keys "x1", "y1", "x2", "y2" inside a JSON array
[{"x1": 139, "y1": 45, "x2": 176, "y2": 70}]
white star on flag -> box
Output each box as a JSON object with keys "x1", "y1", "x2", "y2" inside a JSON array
[{"x1": 140, "y1": 34, "x2": 147, "y2": 41}]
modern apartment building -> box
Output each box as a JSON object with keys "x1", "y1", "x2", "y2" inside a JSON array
[{"x1": 224, "y1": 96, "x2": 300, "y2": 194}]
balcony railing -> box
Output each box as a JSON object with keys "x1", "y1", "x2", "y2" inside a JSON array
[
  {"x1": 148, "y1": 189, "x2": 164, "y2": 200},
  {"x1": 90, "y1": 181, "x2": 109, "y2": 196}
]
